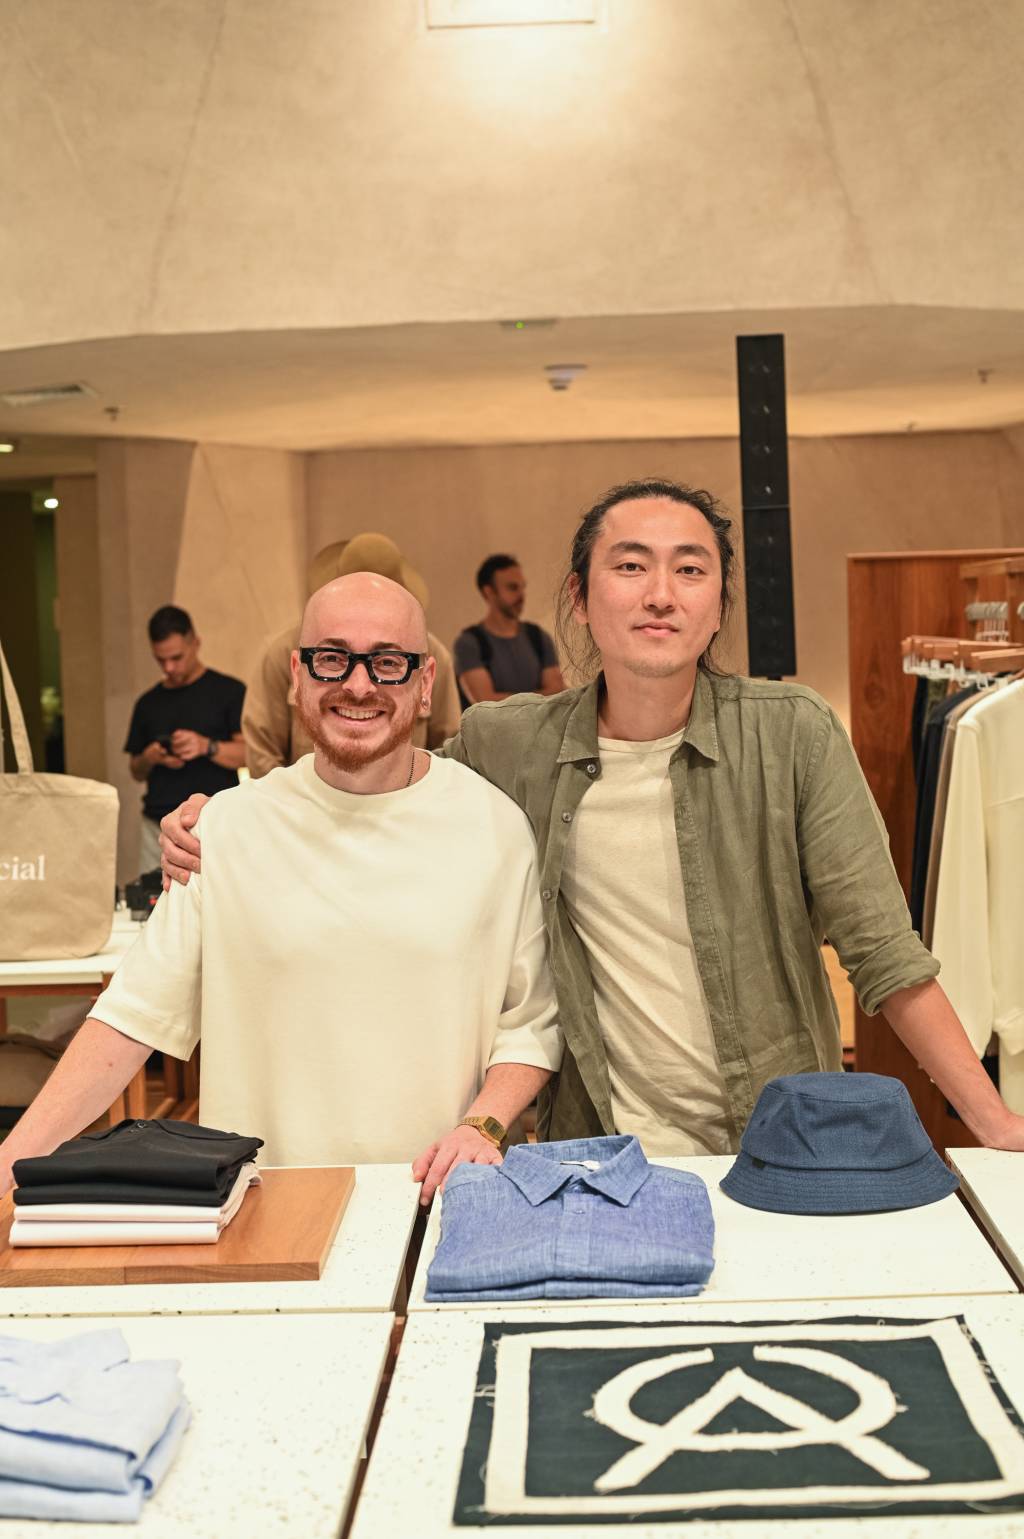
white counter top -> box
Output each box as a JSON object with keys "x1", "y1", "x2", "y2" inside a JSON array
[
  {"x1": 1, "y1": 1164, "x2": 420, "y2": 1319},
  {"x1": 408, "y1": 1153, "x2": 1014, "y2": 1310},
  {"x1": 0, "y1": 913, "x2": 141, "y2": 987},
  {"x1": 0, "y1": 1310, "x2": 392, "y2": 1539},
  {"x1": 353, "y1": 1297, "x2": 1024, "y2": 1539},
  {"x1": 947, "y1": 1148, "x2": 1024, "y2": 1289}
]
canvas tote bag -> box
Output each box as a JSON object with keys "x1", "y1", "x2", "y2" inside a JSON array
[{"x1": 0, "y1": 640, "x2": 118, "y2": 960}]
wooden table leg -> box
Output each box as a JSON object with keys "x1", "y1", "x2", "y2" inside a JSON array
[{"x1": 125, "y1": 1067, "x2": 148, "y2": 1120}]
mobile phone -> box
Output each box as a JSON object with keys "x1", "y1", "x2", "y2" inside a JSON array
[{"x1": 157, "y1": 735, "x2": 173, "y2": 751}]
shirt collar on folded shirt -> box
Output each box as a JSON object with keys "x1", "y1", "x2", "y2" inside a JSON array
[
  {"x1": 498, "y1": 1135, "x2": 653, "y2": 1207},
  {"x1": 555, "y1": 674, "x2": 719, "y2": 766}
]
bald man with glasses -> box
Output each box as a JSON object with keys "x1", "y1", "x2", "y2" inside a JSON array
[{"x1": 0, "y1": 574, "x2": 562, "y2": 1205}]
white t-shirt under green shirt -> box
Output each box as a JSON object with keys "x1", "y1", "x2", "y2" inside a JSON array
[
  {"x1": 559, "y1": 728, "x2": 734, "y2": 1155},
  {"x1": 93, "y1": 754, "x2": 562, "y2": 1166}
]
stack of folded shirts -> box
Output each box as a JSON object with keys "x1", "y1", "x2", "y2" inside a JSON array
[
  {"x1": 0, "y1": 1328, "x2": 190, "y2": 1522},
  {"x1": 11, "y1": 1117, "x2": 263, "y2": 1249},
  {"x1": 10, "y1": 1163, "x2": 260, "y2": 1247}
]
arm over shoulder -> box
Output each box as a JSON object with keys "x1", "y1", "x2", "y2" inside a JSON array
[{"x1": 433, "y1": 694, "x2": 553, "y2": 801}]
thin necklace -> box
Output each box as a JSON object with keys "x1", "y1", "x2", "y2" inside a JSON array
[{"x1": 404, "y1": 748, "x2": 418, "y2": 788}]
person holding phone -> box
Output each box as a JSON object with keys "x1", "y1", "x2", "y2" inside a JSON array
[{"x1": 125, "y1": 606, "x2": 246, "y2": 874}]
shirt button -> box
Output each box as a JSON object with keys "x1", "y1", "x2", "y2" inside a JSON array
[
  {"x1": 585, "y1": 762, "x2": 598, "y2": 775},
  {"x1": 541, "y1": 889, "x2": 554, "y2": 901},
  {"x1": 561, "y1": 811, "x2": 573, "y2": 823}
]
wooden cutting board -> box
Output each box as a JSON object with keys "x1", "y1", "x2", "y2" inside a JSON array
[{"x1": 0, "y1": 1166, "x2": 355, "y2": 1287}]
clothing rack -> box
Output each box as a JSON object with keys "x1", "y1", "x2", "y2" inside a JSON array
[
  {"x1": 847, "y1": 548, "x2": 1024, "y2": 1151},
  {"x1": 960, "y1": 556, "x2": 1024, "y2": 643},
  {"x1": 900, "y1": 635, "x2": 1024, "y2": 687}
]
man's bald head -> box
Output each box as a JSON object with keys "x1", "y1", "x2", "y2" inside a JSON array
[{"x1": 300, "y1": 572, "x2": 428, "y2": 654}]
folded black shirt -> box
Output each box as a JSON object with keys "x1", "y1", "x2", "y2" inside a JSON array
[{"x1": 13, "y1": 1119, "x2": 263, "y2": 1207}]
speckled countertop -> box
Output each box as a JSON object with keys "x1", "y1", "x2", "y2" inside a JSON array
[
  {"x1": 1, "y1": 1164, "x2": 420, "y2": 1320},
  {"x1": 947, "y1": 1148, "x2": 1024, "y2": 1289},
  {"x1": 407, "y1": 1154, "x2": 1015, "y2": 1311},
  {"x1": 1, "y1": 1310, "x2": 392, "y2": 1539},
  {"x1": 353, "y1": 1296, "x2": 1024, "y2": 1539}
]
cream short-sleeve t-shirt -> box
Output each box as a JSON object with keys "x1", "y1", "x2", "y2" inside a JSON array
[
  {"x1": 93, "y1": 754, "x2": 562, "y2": 1165},
  {"x1": 559, "y1": 729, "x2": 733, "y2": 1155}
]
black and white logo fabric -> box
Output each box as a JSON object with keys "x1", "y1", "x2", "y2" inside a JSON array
[{"x1": 454, "y1": 1317, "x2": 1024, "y2": 1524}]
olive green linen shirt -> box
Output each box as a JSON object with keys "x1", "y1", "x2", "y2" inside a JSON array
[{"x1": 440, "y1": 671, "x2": 939, "y2": 1147}]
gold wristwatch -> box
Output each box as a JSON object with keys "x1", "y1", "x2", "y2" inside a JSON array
[{"x1": 458, "y1": 1115, "x2": 506, "y2": 1148}]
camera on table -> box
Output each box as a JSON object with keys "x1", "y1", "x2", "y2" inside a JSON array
[{"x1": 125, "y1": 867, "x2": 163, "y2": 921}]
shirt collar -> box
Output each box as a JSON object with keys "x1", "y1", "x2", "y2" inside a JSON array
[
  {"x1": 555, "y1": 672, "x2": 720, "y2": 765},
  {"x1": 499, "y1": 1135, "x2": 652, "y2": 1207}
]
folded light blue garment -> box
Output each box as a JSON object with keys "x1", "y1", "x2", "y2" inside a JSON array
[
  {"x1": 0, "y1": 1402, "x2": 191, "y2": 1522},
  {"x1": 426, "y1": 1135, "x2": 715, "y2": 1302},
  {"x1": 0, "y1": 1329, "x2": 190, "y2": 1518}
]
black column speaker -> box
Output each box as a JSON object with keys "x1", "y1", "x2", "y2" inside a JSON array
[{"x1": 736, "y1": 333, "x2": 796, "y2": 678}]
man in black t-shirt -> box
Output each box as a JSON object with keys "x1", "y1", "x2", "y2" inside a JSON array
[
  {"x1": 124, "y1": 606, "x2": 246, "y2": 873},
  {"x1": 454, "y1": 554, "x2": 564, "y2": 709}
]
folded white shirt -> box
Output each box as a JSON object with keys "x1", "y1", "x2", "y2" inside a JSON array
[
  {"x1": 11, "y1": 1222, "x2": 221, "y2": 1247},
  {"x1": 10, "y1": 1165, "x2": 259, "y2": 1248}
]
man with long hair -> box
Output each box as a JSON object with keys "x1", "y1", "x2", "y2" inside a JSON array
[{"x1": 161, "y1": 479, "x2": 1024, "y2": 1159}]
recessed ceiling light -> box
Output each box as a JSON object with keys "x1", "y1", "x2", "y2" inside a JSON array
[
  {"x1": 0, "y1": 441, "x2": 15, "y2": 453},
  {"x1": 499, "y1": 318, "x2": 558, "y2": 331},
  {"x1": 43, "y1": 496, "x2": 59, "y2": 509}
]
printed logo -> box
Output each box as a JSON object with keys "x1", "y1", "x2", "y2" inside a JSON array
[
  {"x1": 0, "y1": 856, "x2": 46, "y2": 880},
  {"x1": 455, "y1": 1317, "x2": 1024, "y2": 1523}
]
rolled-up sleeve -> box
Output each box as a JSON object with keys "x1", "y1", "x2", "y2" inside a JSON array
[
  {"x1": 797, "y1": 704, "x2": 939, "y2": 1016},
  {"x1": 90, "y1": 880, "x2": 203, "y2": 1062},
  {"x1": 487, "y1": 853, "x2": 564, "y2": 1074}
]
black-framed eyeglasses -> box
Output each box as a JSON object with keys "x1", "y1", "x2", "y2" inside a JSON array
[{"x1": 299, "y1": 647, "x2": 425, "y2": 685}]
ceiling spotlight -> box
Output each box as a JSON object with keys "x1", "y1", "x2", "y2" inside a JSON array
[
  {"x1": 0, "y1": 441, "x2": 15, "y2": 454},
  {"x1": 43, "y1": 496, "x2": 59, "y2": 509},
  {"x1": 545, "y1": 363, "x2": 587, "y2": 392}
]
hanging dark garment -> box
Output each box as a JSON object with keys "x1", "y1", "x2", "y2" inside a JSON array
[{"x1": 909, "y1": 686, "x2": 980, "y2": 930}]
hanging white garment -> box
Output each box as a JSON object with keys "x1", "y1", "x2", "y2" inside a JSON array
[{"x1": 931, "y1": 680, "x2": 1024, "y2": 1111}]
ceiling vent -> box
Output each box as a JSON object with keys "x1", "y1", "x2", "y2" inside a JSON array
[{"x1": 0, "y1": 382, "x2": 96, "y2": 408}]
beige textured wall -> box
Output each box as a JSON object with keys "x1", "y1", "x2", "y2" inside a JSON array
[
  {"x1": 91, "y1": 440, "x2": 306, "y2": 880},
  {"x1": 309, "y1": 429, "x2": 1024, "y2": 725},
  {"x1": 1, "y1": 1, "x2": 1023, "y2": 348},
  {"x1": 173, "y1": 444, "x2": 308, "y2": 684},
  {"x1": 53, "y1": 474, "x2": 106, "y2": 783}
]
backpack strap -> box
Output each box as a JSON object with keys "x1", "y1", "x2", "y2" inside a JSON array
[
  {"x1": 522, "y1": 622, "x2": 545, "y2": 665},
  {"x1": 468, "y1": 624, "x2": 493, "y2": 668}
]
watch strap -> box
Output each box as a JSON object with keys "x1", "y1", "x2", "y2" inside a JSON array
[{"x1": 458, "y1": 1116, "x2": 506, "y2": 1148}]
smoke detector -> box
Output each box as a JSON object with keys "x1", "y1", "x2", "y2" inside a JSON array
[{"x1": 545, "y1": 363, "x2": 587, "y2": 392}]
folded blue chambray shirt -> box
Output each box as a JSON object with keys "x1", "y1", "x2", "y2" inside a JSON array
[
  {"x1": 425, "y1": 1135, "x2": 715, "y2": 1301},
  {"x1": 0, "y1": 1329, "x2": 191, "y2": 1522}
]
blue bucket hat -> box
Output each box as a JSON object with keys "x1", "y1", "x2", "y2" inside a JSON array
[{"x1": 720, "y1": 1072, "x2": 958, "y2": 1215}]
